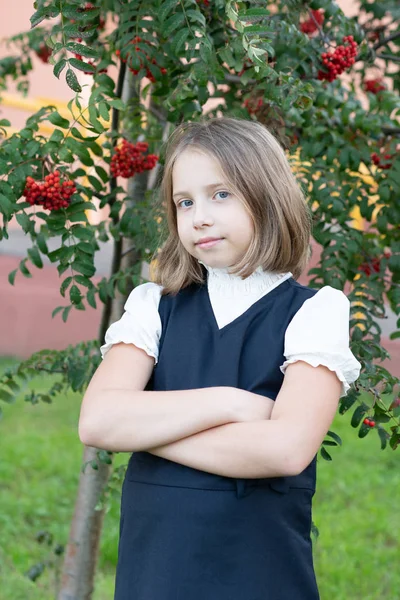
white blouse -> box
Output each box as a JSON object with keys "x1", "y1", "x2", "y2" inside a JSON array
[{"x1": 100, "y1": 260, "x2": 361, "y2": 397}]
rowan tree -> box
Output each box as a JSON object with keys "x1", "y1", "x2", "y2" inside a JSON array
[{"x1": 0, "y1": 1, "x2": 399, "y2": 597}]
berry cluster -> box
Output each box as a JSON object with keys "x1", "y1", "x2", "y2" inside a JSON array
[
  {"x1": 116, "y1": 36, "x2": 167, "y2": 83},
  {"x1": 363, "y1": 78, "x2": 386, "y2": 94},
  {"x1": 318, "y1": 36, "x2": 358, "y2": 82},
  {"x1": 371, "y1": 152, "x2": 393, "y2": 170},
  {"x1": 243, "y1": 97, "x2": 264, "y2": 115},
  {"x1": 363, "y1": 418, "x2": 376, "y2": 427},
  {"x1": 358, "y1": 258, "x2": 381, "y2": 277},
  {"x1": 300, "y1": 10, "x2": 324, "y2": 35},
  {"x1": 358, "y1": 251, "x2": 390, "y2": 277},
  {"x1": 24, "y1": 171, "x2": 76, "y2": 211},
  {"x1": 195, "y1": 0, "x2": 210, "y2": 6},
  {"x1": 110, "y1": 140, "x2": 158, "y2": 179},
  {"x1": 36, "y1": 44, "x2": 52, "y2": 64}
]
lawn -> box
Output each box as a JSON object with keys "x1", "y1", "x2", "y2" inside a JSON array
[{"x1": 0, "y1": 356, "x2": 399, "y2": 600}]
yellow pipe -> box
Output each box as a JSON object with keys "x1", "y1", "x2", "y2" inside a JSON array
[{"x1": 1, "y1": 92, "x2": 71, "y2": 117}]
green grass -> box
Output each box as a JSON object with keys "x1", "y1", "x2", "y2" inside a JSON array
[{"x1": 0, "y1": 356, "x2": 399, "y2": 599}]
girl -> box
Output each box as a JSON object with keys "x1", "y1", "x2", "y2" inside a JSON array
[{"x1": 79, "y1": 117, "x2": 361, "y2": 600}]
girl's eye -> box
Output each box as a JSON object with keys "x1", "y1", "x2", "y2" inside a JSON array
[
  {"x1": 177, "y1": 199, "x2": 193, "y2": 209},
  {"x1": 176, "y1": 191, "x2": 230, "y2": 209}
]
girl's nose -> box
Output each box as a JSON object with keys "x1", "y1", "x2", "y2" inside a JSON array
[{"x1": 192, "y1": 204, "x2": 214, "y2": 228}]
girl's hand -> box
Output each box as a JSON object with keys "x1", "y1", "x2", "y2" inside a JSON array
[{"x1": 225, "y1": 387, "x2": 275, "y2": 423}]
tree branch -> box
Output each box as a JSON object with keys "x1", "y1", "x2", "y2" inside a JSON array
[
  {"x1": 373, "y1": 31, "x2": 400, "y2": 51},
  {"x1": 378, "y1": 53, "x2": 400, "y2": 63},
  {"x1": 382, "y1": 127, "x2": 400, "y2": 136}
]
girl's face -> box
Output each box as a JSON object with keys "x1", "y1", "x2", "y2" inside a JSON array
[{"x1": 172, "y1": 148, "x2": 254, "y2": 270}]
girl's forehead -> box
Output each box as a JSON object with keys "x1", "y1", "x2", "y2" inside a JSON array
[{"x1": 173, "y1": 148, "x2": 224, "y2": 180}]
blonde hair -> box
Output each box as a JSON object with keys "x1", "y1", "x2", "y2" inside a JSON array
[{"x1": 151, "y1": 116, "x2": 311, "y2": 295}]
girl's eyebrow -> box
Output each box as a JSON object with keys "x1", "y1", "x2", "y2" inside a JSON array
[{"x1": 173, "y1": 182, "x2": 227, "y2": 199}]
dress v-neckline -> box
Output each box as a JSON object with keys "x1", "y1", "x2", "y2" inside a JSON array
[{"x1": 202, "y1": 278, "x2": 292, "y2": 336}]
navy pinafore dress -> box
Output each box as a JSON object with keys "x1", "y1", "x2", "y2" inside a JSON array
[{"x1": 114, "y1": 276, "x2": 320, "y2": 600}]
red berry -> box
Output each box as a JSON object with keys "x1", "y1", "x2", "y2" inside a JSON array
[
  {"x1": 23, "y1": 172, "x2": 75, "y2": 211},
  {"x1": 110, "y1": 139, "x2": 159, "y2": 179},
  {"x1": 36, "y1": 44, "x2": 52, "y2": 64}
]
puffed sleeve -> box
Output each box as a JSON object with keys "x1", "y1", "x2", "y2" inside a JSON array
[
  {"x1": 279, "y1": 286, "x2": 361, "y2": 397},
  {"x1": 100, "y1": 282, "x2": 163, "y2": 363}
]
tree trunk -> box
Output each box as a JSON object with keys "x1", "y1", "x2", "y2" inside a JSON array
[{"x1": 57, "y1": 72, "x2": 150, "y2": 600}]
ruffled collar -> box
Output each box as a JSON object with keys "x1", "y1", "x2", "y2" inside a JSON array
[{"x1": 198, "y1": 260, "x2": 292, "y2": 296}]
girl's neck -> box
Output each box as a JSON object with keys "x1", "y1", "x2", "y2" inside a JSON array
[{"x1": 198, "y1": 260, "x2": 291, "y2": 296}]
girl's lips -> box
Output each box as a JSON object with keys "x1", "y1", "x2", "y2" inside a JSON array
[{"x1": 196, "y1": 238, "x2": 223, "y2": 249}]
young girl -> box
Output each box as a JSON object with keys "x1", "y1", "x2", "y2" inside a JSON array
[{"x1": 79, "y1": 117, "x2": 361, "y2": 600}]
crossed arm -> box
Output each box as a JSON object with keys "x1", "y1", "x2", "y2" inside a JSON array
[
  {"x1": 80, "y1": 343, "x2": 342, "y2": 479},
  {"x1": 146, "y1": 361, "x2": 342, "y2": 479}
]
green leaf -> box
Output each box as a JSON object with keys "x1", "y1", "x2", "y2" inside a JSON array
[
  {"x1": 163, "y1": 13, "x2": 185, "y2": 37},
  {"x1": 95, "y1": 165, "x2": 108, "y2": 183},
  {"x1": 107, "y1": 98, "x2": 125, "y2": 110},
  {"x1": 87, "y1": 141, "x2": 103, "y2": 157},
  {"x1": 185, "y1": 9, "x2": 206, "y2": 27},
  {"x1": 74, "y1": 274, "x2": 92, "y2": 288},
  {"x1": 71, "y1": 225, "x2": 93, "y2": 241},
  {"x1": 52, "y1": 306, "x2": 64, "y2": 319},
  {"x1": 27, "y1": 247, "x2": 43, "y2": 269},
  {"x1": 88, "y1": 175, "x2": 103, "y2": 193},
  {"x1": 358, "y1": 422, "x2": 370, "y2": 438},
  {"x1": 16, "y1": 213, "x2": 33, "y2": 234},
  {"x1": 0, "y1": 389, "x2": 15, "y2": 404},
  {"x1": 70, "y1": 284, "x2": 82, "y2": 305},
  {"x1": 50, "y1": 129, "x2": 64, "y2": 143},
  {"x1": 69, "y1": 212, "x2": 89, "y2": 223},
  {"x1": 388, "y1": 254, "x2": 400, "y2": 273},
  {"x1": 377, "y1": 427, "x2": 389, "y2": 450},
  {"x1": 19, "y1": 259, "x2": 32, "y2": 278},
  {"x1": 238, "y1": 8, "x2": 270, "y2": 16},
  {"x1": 0, "y1": 194, "x2": 14, "y2": 219},
  {"x1": 96, "y1": 73, "x2": 115, "y2": 91},
  {"x1": 88, "y1": 104, "x2": 104, "y2": 133},
  {"x1": 48, "y1": 112, "x2": 70, "y2": 129},
  {"x1": 60, "y1": 276, "x2": 73, "y2": 298},
  {"x1": 98, "y1": 101, "x2": 110, "y2": 121},
  {"x1": 4, "y1": 379, "x2": 20, "y2": 394},
  {"x1": 48, "y1": 246, "x2": 70, "y2": 263},
  {"x1": 66, "y1": 42, "x2": 98, "y2": 58},
  {"x1": 158, "y1": 0, "x2": 179, "y2": 22},
  {"x1": 54, "y1": 59, "x2": 67, "y2": 79},
  {"x1": 326, "y1": 430, "x2": 342, "y2": 446},
  {"x1": 62, "y1": 306, "x2": 72, "y2": 323},
  {"x1": 87, "y1": 287, "x2": 97, "y2": 309},
  {"x1": 30, "y1": 7, "x2": 60, "y2": 28},
  {"x1": 170, "y1": 28, "x2": 190, "y2": 55},
  {"x1": 65, "y1": 138, "x2": 93, "y2": 164},
  {"x1": 72, "y1": 260, "x2": 95, "y2": 277},
  {"x1": 199, "y1": 40, "x2": 212, "y2": 64},
  {"x1": 8, "y1": 269, "x2": 17, "y2": 285},
  {"x1": 351, "y1": 404, "x2": 368, "y2": 428},
  {"x1": 76, "y1": 241, "x2": 93, "y2": 255},
  {"x1": 62, "y1": 6, "x2": 100, "y2": 20},
  {"x1": 320, "y1": 447, "x2": 332, "y2": 461},
  {"x1": 69, "y1": 58, "x2": 96, "y2": 73},
  {"x1": 66, "y1": 69, "x2": 82, "y2": 93}
]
